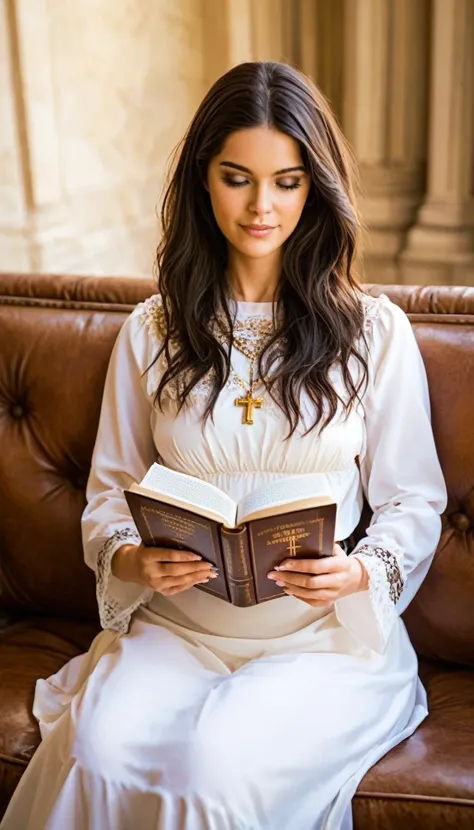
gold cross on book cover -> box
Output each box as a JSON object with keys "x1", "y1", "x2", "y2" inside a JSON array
[
  {"x1": 124, "y1": 464, "x2": 337, "y2": 607},
  {"x1": 235, "y1": 392, "x2": 263, "y2": 425},
  {"x1": 287, "y1": 535, "x2": 302, "y2": 556}
]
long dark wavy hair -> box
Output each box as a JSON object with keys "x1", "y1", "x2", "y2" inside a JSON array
[{"x1": 153, "y1": 61, "x2": 368, "y2": 436}]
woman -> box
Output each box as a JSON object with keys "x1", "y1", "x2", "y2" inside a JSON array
[{"x1": 1, "y1": 61, "x2": 446, "y2": 830}]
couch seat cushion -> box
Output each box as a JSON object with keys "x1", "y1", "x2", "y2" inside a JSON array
[
  {"x1": 0, "y1": 616, "x2": 99, "y2": 817},
  {"x1": 354, "y1": 661, "x2": 474, "y2": 828}
]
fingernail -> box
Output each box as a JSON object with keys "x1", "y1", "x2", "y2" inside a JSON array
[
  {"x1": 275, "y1": 581, "x2": 285, "y2": 587},
  {"x1": 209, "y1": 573, "x2": 218, "y2": 579},
  {"x1": 188, "y1": 554, "x2": 202, "y2": 560},
  {"x1": 267, "y1": 573, "x2": 276, "y2": 580}
]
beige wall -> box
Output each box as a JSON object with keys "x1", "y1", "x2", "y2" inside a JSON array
[
  {"x1": 1, "y1": 0, "x2": 204, "y2": 276},
  {"x1": 1, "y1": 0, "x2": 473, "y2": 285}
]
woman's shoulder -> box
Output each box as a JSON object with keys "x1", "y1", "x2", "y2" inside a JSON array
[
  {"x1": 134, "y1": 293, "x2": 167, "y2": 340},
  {"x1": 112, "y1": 294, "x2": 166, "y2": 370},
  {"x1": 357, "y1": 291, "x2": 417, "y2": 381},
  {"x1": 359, "y1": 291, "x2": 409, "y2": 340},
  {"x1": 113, "y1": 294, "x2": 167, "y2": 393}
]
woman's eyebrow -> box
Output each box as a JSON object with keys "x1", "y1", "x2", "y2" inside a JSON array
[{"x1": 219, "y1": 161, "x2": 305, "y2": 175}]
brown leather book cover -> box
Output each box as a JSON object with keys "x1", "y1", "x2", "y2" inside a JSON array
[
  {"x1": 247, "y1": 503, "x2": 337, "y2": 602},
  {"x1": 124, "y1": 491, "x2": 231, "y2": 602},
  {"x1": 124, "y1": 491, "x2": 337, "y2": 606}
]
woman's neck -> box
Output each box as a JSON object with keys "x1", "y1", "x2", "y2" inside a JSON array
[{"x1": 226, "y1": 249, "x2": 281, "y2": 303}]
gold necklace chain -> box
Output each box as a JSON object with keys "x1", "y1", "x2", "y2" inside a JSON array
[
  {"x1": 148, "y1": 302, "x2": 274, "y2": 424},
  {"x1": 230, "y1": 329, "x2": 272, "y2": 426},
  {"x1": 212, "y1": 314, "x2": 274, "y2": 425},
  {"x1": 231, "y1": 355, "x2": 262, "y2": 394}
]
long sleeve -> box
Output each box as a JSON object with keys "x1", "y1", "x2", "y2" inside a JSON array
[
  {"x1": 81, "y1": 304, "x2": 160, "y2": 633},
  {"x1": 334, "y1": 295, "x2": 447, "y2": 654}
]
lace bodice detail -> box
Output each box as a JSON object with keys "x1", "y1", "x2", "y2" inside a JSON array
[
  {"x1": 140, "y1": 291, "x2": 389, "y2": 337},
  {"x1": 139, "y1": 292, "x2": 389, "y2": 404}
]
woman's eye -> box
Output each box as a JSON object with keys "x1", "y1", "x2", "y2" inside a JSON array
[
  {"x1": 276, "y1": 179, "x2": 303, "y2": 191},
  {"x1": 221, "y1": 175, "x2": 303, "y2": 190},
  {"x1": 222, "y1": 175, "x2": 248, "y2": 188}
]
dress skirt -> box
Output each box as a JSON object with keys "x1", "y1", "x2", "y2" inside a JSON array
[{"x1": 0, "y1": 603, "x2": 427, "y2": 830}]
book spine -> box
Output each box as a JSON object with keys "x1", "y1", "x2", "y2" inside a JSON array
[{"x1": 219, "y1": 526, "x2": 257, "y2": 606}]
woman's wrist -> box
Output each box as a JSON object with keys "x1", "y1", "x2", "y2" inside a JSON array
[
  {"x1": 111, "y1": 543, "x2": 140, "y2": 583},
  {"x1": 349, "y1": 555, "x2": 369, "y2": 593}
]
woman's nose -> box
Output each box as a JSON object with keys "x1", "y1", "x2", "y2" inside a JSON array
[{"x1": 248, "y1": 183, "x2": 273, "y2": 216}]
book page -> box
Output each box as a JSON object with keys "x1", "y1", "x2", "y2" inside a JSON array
[
  {"x1": 132, "y1": 464, "x2": 237, "y2": 528},
  {"x1": 238, "y1": 475, "x2": 335, "y2": 525}
]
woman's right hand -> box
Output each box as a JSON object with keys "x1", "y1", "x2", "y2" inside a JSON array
[{"x1": 111, "y1": 543, "x2": 217, "y2": 596}]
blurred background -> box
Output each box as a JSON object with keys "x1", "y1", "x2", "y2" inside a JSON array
[{"x1": 1, "y1": 0, "x2": 473, "y2": 285}]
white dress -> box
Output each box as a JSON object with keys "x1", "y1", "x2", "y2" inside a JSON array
[{"x1": 1, "y1": 294, "x2": 447, "y2": 830}]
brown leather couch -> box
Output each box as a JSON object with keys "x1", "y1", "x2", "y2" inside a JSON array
[{"x1": 0, "y1": 272, "x2": 473, "y2": 828}]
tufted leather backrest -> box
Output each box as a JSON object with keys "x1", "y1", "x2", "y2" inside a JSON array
[
  {"x1": 0, "y1": 274, "x2": 156, "y2": 621},
  {"x1": 0, "y1": 274, "x2": 473, "y2": 664}
]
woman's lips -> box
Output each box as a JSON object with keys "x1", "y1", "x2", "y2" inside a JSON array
[{"x1": 240, "y1": 224, "x2": 277, "y2": 238}]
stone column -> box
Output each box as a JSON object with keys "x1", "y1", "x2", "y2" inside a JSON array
[
  {"x1": 0, "y1": 0, "x2": 32, "y2": 270},
  {"x1": 298, "y1": 0, "x2": 345, "y2": 122},
  {"x1": 402, "y1": 0, "x2": 474, "y2": 285},
  {"x1": 297, "y1": 0, "x2": 317, "y2": 79},
  {"x1": 202, "y1": 0, "x2": 253, "y2": 88},
  {"x1": 202, "y1": 0, "x2": 295, "y2": 88},
  {"x1": 251, "y1": 0, "x2": 284, "y2": 61},
  {"x1": 342, "y1": 0, "x2": 430, "y2": 283}
]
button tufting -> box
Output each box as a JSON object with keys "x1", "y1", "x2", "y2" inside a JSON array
[
  {"x1": 464, "y1": 491, "x2": 474, "y2": 521},
  {"x1": 451, "y1": 512, "x2": 471, "y2": 532},
  {"x1": 11, "y1": 403, "x2": 25, "y2": 419}
]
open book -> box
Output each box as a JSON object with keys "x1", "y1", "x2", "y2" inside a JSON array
[{"x1": 125, "y1": 464, "x2": 337, "y2": 606}]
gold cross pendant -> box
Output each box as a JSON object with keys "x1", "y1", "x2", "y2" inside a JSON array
[{"x1": 235, "y1": 391, "x2": 263, "y2": 425}]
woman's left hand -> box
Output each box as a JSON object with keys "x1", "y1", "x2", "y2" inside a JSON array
[{"x1": 267, "y1": 544, "x2": 368, "y2": 607}]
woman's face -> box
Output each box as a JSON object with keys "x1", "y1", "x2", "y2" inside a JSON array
[{"x1": 206, "y1": 126, "x2": 311, "y2": 262}]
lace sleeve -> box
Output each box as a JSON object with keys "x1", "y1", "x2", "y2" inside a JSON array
[
  {"x1": 95, "y1": 529, "x2": 153, "y2": 633},
  {"x1": 350, "y1": 544, "x2": 406, "y2": 648}
]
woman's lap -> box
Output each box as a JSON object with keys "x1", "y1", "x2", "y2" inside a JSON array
[
  {"x1": 67, "y1": 618, "x2": 417, "y2": 819},
  {"x1": 1, "y1": 617, "x2": 424, "y2": 830}
]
